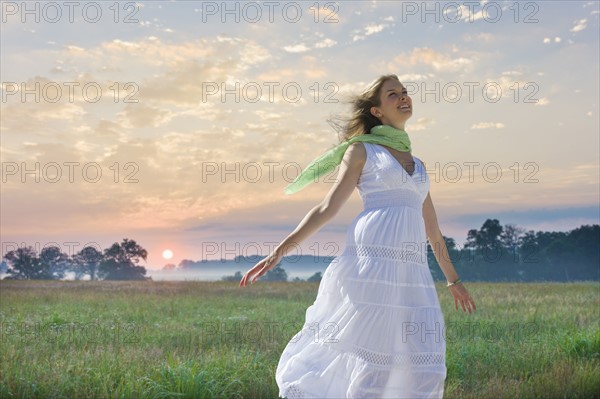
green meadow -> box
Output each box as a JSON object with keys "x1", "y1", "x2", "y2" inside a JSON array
[{"x1": 0, "y1": 280, "x2": 598, "y2": 399}]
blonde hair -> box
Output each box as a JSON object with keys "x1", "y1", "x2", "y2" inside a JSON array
[{"x1": 338, "y1": 74, "x2": 401, "y2": 143}]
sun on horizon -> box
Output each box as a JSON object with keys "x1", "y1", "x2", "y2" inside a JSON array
[{"x1": 162, "y1": 249, "x2": 174, "y2": 260}]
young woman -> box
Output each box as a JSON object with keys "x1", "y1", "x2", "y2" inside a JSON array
[{"x1": 240, "y1": 74, "x2": 476, "y2": 398}]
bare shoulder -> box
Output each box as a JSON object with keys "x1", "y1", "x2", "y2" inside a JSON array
[{"x1": 344, "y1": 142, "x2": 367, "y2": 167}]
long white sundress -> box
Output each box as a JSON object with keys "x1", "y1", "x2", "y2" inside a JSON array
[{"x1": 276, "y1": 142, "x2": 447, "y2": 398}]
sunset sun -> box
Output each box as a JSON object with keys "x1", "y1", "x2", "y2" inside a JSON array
[{"x1": 162, "y1": 249, "x2": 173, "y2": 260}]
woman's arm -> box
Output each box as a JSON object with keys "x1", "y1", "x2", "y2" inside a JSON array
[
  {"x1": 240, "y1": 142, "x2": 366, "y2": 286},
  {"x1": 275, "y1": 142, "x2": 366, "y2": 257},
  {"x1": 423, "y1": 190, "x2": 477, "y2": 313},
  {"x1": 422, "y1": 191, "x2": 459, "y2": 283}
]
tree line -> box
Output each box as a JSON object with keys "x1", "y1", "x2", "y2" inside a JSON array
[
  {"x1": 2, "y1": 220, "x2": 598, "y2": 282},
  {"x1": 426, "y1": 220, "x2": 598, "y2": 282},
  {"x1": 1, "y1": 238, "x2": 148, "y2": 280}
]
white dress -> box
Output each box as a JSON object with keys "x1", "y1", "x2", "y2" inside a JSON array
[{"x1": 276, "y1": 142, "x2": 447, "y2": 399}]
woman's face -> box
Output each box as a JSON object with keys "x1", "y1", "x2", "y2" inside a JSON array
[{"x1": 371, "y1": 79, "x2": 412, "y2": 129}]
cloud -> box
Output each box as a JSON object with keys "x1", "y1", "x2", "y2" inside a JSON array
[
  {"x1": 463, "y1": 32, "x2": 494, "y2": 43},
  {"x1": 451, "y1": 3, "x2": 491, "y2": 22},
  {"x1": 398, "y1": 73, "x2": 433, "y2": 82},
  {"x1": 283, "y1": 43, "x2": 310, "y2": 53},
  {"x1": 314, "y1": 38, "x2": 337, "y2": 48},
  {"x1": 139, "y1": 59, "x2": 234, "y2": 106},
  {"x1": 471, "y1": 122, "x2": 505, "y2": 129},
  {"x1": 408, "y1": 117, "x2": 435, "y2": 131},
  {"x1": 543, "y1": 37, "x2": 562, "y2": 44},
  {"x1": 364, "y1": 24, "x2": 385, "y2": 35},
  {"x1": 241, "y1": 42, "x2": 272, "y2": 66},
  {"x1": 353, "y1": 20, "x2": 392, "y2": 42},
  {"x1": 67, "y1": 35, "x2": 270, "y2": 72},
  {"x1": 385, "y1": 47, "x2": 478, "y2": 73},
  {"x1": 477, "y1": 75, "x2": 541, "y2": 103},
  {"x1": 117, "y1": 104, "x2": 174, "y2": 128},
  {"x1": 0, "y1": 89, "x2": 87, "y2": 134},
  {"x1": 570, "y1": 18, "x2": 587, "y2": 32}
]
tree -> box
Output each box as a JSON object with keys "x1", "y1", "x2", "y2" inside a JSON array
[
  {"x1": 39, "y1": 246, "x2": 69, "y2": 280},
  {"x1": 518, "y1": 230, "x2": 538, "y2": 262},
  {"x1": 222, "y1": 271, "x2": 243, "y2": 281},
  {"x1": 500, "y1": 224, "x2": 526, "y2": 252},
  {"x1": 178, "y1": 259, "x2": 197, "y2": 269},
  {"x1": 3, "y1": 246, "x2": 67, "y2": 280},
  {"x1": 3, "y1": 246, "x2": 41, "y2": 279},
  {"x1": 443, "y1": 236, "x2": 456, "y2": 251},
  {"x1": 465, "y1": 218, "x2": 503, "y2": 252},
  {"x1": 307, "y1": 272, "x2": 322, "y2": 282},
  {"x1": 98, "y1": 238, "x2": 148, "y2": 280},
  {"x1": 163, "y1": 263, "x2": 176, "y2": 271},
  {"x1": 262, "y1": 265, "x2": 288, "y2": 282},
  {"x1": 72, "y1": 246, "x2": 104, "y2": 280}
]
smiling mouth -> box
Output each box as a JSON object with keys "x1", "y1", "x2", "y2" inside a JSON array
[{"x1": 399, "y1": 105, "x2": 411, "y2": 111}]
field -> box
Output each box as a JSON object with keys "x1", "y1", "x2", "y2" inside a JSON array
[{"x1": 0, "y1": 280, "x2": 599, "y2": 398}]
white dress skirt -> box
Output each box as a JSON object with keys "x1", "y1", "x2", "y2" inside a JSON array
[{"x1": 276, "y1": 143, "x2": 447, "y2": 398}]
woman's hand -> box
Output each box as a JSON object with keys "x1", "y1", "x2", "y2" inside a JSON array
[
  {"x1": 448, "y1": 283, "x2": 476, "y2": 314},
  {"x1": 239, "y1": 251, "x2": 283, "y2": 287}
]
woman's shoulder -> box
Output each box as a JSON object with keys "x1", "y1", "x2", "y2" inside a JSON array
[{"x1": 345, "y1": 141, "x2": 367, "y2": 164}]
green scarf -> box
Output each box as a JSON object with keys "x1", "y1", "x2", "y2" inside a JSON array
[{"x1": 283, "y1": 124, "x2": 412, "y2": 195}]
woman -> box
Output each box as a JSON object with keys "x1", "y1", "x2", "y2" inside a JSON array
[{"x1": 240, "y1": 74, "x2": 476, "y2": 398}]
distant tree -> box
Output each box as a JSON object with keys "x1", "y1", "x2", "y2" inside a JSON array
[
  {"x1": 72, "y1": 246, "x2": 104, "y2": 280},
  {"x1": 518, "y1": 230, "x2": 538, "y2": 261},
  {"x1": 98, "y1": 238, "x2": 148, "y2": 280},
  {"x1": 443, "y1": 236, "x2": 456, "y2": 251},
  {"x1": 39, "y1": 246, "x2": 69, "y2": 280},
  {"x1": 307, "y1": 272, "x2": 322, "y2": 282},
  {"x1": 568, "y1": 224, "x2": 600, "y2": 262},
  {"x1": 566, "y1": 224, "x2": 600, "y2": 280},
  {"x1": 222, "y1": 271, "x2": 243, "y2": 281},
  {"x1": 465, "y1": 218, "x2": 503, "y2": 252},
  {"x1": 262, "y1": 265, "x2": 288, "y2": 282},
  {"x1": 291, "y1": 277, "x2": 303, "y2": 282},
  {"x1": 3, "y1": 246, "x2": 42, "y2": 279},
  {"x1": 163, "y1": 263, "x2": 176, "y2": 271},
  {"x1": 178, "y1": 259, "x2": 197, "y2": 269},
  {"x1": 500, "y1": 224, "x2": 526, "y2": 253}
]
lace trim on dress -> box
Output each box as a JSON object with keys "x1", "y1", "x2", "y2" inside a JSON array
[
  {"x1": 344, "y1": 244, "x2": 427, "y2": 264},
  {"x1": 344, "y1": 277, "x2": 435, "y2": 288},
  {"x1": 281, "y1": 384, "x2": 319, "y2": 399},
  {"x1": 350, "y1": 347, "x2": 445, "y2": 367}
]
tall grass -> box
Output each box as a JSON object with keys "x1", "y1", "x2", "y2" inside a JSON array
[{"x1": 0, "y1": 280, "x2": 598, "y2": 398}]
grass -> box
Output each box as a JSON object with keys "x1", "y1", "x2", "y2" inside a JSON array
[{"x1": 0, "y1": 280, "x2": 598, "y2": 398}]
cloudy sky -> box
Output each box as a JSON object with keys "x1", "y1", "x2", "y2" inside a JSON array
[{"x1": 1, "y1": 0, "x2": 598, "y2": 269}]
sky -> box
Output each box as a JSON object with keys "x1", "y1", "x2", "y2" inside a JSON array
[{"x1": 1, "y1": 0, "x2": 598, "y2": 270}]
